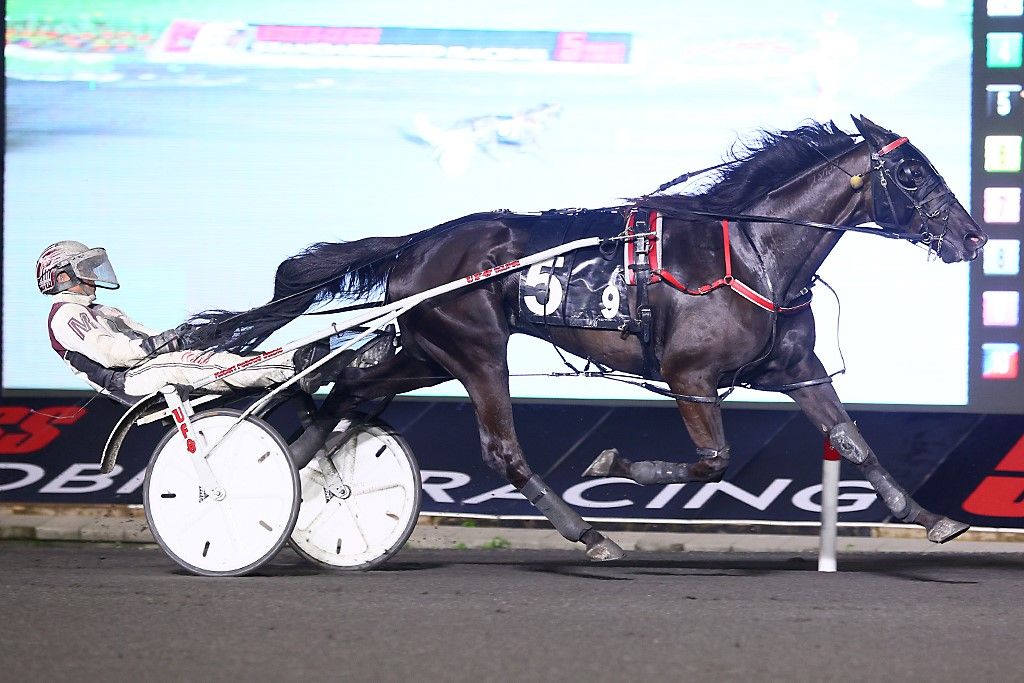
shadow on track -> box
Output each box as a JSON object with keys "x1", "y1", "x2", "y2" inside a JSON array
[{"x1": 165, "y1": 548, "x2": 1024, "y2": 579}]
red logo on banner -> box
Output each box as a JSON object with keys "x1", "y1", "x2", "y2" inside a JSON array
[
  {"x1": 962, "y1": 434, "x2": 1024, "y2": 517},
  {"x1": 0, "y1": 406, "x2": 86, "y2": 454}
]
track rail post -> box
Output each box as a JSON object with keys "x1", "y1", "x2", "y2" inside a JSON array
[{"x1": 818, "y1": 440, "x2": 841, "y2": 572}]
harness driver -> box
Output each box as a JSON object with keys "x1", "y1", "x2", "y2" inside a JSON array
[{"x1": 37, "y1": 241, "x2": 342, "y2": 404}]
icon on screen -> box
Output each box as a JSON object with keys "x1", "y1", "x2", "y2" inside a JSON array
[
  {"x1": 986, "y1": 84, "x2": 1023, "y2": 118},
  {"x1": 984, "y1": 240, "x2": 1022, "y2": 275},
  {"x1": 985, "y1": 136, "x2": 1023, "y2": 172},
  {"x1": 982, "y1": 343, "x2": 1020, "y2": 380},
  {"x1": 987, "y1": 33, "x2": 1024, "y2": 68},
  {"x1": 983, "y1": 291, "x2": 1021, "y2": 327},
  {"x1": 988, "y1": 0, "x2": 1024, "y2": 17},
  {"x1": 984, "y1": 187, "x2": 1022, "y2": 223}
]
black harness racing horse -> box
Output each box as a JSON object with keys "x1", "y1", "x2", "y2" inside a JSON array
[{"x1": 189, "y1": 116, "x2": 987, "y2": 560}]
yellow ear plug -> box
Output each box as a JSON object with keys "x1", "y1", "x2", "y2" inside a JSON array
[{"x1": 849, "y1": 174, "x2": 864, "y2": 190}]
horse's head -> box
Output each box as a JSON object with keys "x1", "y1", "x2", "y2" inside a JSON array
[{"x1": 852, "y1": 115, "x2": 987, "y2": 263}]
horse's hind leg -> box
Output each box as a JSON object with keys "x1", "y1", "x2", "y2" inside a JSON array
[
  {"x1": 462, "y1": 362, "x2": 625, "y2": 560},
  {"x1": 787, "y1": 378, "x2": 968, "y2": 543},
  {"x1": 413, "y1": 331, "x2": 624, "y2": 561},
  {"x1": 288, "y1": 351, "x2": 450, "y2": 467},
  {"x1": 584, "y1": 375, "x2": 731, "y2": 484}
]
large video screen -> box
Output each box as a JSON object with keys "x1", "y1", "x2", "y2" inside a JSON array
[{"x1": 4, "y1": 0, "x2": 1019, "y2": 410}]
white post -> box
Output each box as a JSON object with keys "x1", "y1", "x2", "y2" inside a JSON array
[{"x1": 818, "y1": 439, "x2": 841, "y2": 572}]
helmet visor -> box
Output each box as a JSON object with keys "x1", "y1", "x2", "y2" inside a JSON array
[{"x1": 71, "y1": 248, "x2": 119, "y2": 289}]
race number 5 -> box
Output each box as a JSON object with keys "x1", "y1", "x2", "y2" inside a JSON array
[{"x1": 523, "y1": 257, "x2": 565, "y2": 316}]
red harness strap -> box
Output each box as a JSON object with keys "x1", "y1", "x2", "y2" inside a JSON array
[
  {"x1": 651, "y1": 219, "x2": 811, "y2": 314},
  {"x1": 624, "y1": 209, "x2": 662, "y2": 284},
  {"x1": 876, "y1": 136, "x2": 908, "y2": 156}
]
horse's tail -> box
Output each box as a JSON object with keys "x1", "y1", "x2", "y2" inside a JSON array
[{"x1": 185, "y1": 235, "x2": 409, "y2": 353}]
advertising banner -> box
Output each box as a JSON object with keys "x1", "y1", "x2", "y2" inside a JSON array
[
  {"x1": 150, "y1": 21, "x2": 632, "y2": 68},
  {"x1": 2, "y1": 394, "x2": 1022, "y2": 529}
]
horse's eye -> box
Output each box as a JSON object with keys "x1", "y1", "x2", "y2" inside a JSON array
[{"x1": 896, "y1": 161, "x2": 923, "y2": 190}]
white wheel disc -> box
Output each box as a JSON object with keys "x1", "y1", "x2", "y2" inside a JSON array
[
  {"x1": 144, "y1": 410, "x2": 299, "y2": 577},
  {"x1": 291, "y1": 419, "x2": 420, "y2": 569}
]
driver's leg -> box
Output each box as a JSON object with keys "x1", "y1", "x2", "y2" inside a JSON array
[{"x1": 122, "y1": 349, "x2": 296, "y2": 395}]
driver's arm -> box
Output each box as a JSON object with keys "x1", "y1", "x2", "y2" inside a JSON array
[
  {"x1": 104, "y1": 306, "x2": 159, "y2": 336},
  {"x1": 50, "y1": 303, "x2": 151, "y2": 367}
]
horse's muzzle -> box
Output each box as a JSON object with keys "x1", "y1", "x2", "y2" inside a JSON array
[{"x1": 964, "y1": 232, "x2": 987, "y2": 260}]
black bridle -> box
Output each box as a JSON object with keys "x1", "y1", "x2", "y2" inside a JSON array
[
  {"x1": 864, "y1": 136, "x2": 959, "y2": 260},
  {"x1": 648, "y1": 135, "x2": 960, "y2": 257}
]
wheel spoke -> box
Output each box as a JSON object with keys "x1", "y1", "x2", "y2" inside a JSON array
[
  {"x1": 303, "y1": 469, "x2": 328, "y2": 489},
  {"x1": 351, "y1": 482, "x2": 407, "y2": 497},
  {"x1": 339, "y1": 439, "x2": 358, "y2": 481},
  {"x1": 340, "y1": 498, "x2": 370, "y2": 552},
  {"x1": 176, "y1": 500, "x2": 219, "y2": 531},
  {"x1": 296, "y1": 497, "x2": 345, "y2": 536},
  {"x1": 230, "y1": 494, "x2": 295, "y2": 504},
  {"x1": 215, "y1": 502, "x2": 244, "y2": 559}
]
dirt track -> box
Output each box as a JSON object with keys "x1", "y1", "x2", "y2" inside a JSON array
[{"x1": 3, "y1": 542, "x2": 1023, "y2": 681}]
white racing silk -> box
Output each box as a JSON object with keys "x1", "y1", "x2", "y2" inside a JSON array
[{"x1": 47, "y1": 292, "x2": 295, "y2": 403}]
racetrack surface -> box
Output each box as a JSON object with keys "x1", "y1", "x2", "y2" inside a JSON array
[{"x1": 2, "y1": 542, "x2": 1022, "y2": 681}]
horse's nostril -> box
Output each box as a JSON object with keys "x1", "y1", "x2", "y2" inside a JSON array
[{"x1": 965, "y1": 232, "x2": 986, "y2": 247}]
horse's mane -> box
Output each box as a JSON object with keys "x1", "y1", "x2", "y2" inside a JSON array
[{"x1": 639, "y1": 121, "x2": 858, "y2": 215}]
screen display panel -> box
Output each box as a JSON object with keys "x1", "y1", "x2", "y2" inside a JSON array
[{"x1": 6, "y1": 0, "x2": 1010, "y2": 411}]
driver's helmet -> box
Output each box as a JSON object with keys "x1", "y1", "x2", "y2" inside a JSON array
[{"x1": 36, "y1": 241, "x2": 119, "y2": 295}]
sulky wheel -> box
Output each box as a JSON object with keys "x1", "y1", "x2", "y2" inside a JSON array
[
  {"x1": 290, "y1": 416, "x2": 421, "y2": 570},
  {"x1": 144, "y1": 409, "x2": 300, "y2": 577}
]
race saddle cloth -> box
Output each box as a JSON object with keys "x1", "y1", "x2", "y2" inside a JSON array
[{"x1": 516, "y1": 208, "x2": 661, "y2": 330}]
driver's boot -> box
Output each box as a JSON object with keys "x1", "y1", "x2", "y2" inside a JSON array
[{"x1": 293, "y1": 342, "x2": 356, "y2": 394}]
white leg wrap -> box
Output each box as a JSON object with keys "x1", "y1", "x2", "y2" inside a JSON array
[
  {"x1": 828, "y1": 422, "x2": 918, "y2": 521},
  {"x1": 520, "y1": 475, "x2": 591, "y2": 542}
]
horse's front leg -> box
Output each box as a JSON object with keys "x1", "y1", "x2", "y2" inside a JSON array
[
  {"x1": 787, "y1": 379, "x2": 969, "y2": 543},
  {"x1": 584, "y1": 374, "x2": 730, "y2": 484}
]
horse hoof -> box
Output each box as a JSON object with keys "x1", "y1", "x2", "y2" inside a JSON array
[
  {"x1": 705, "y1": 468, "x2": 726, "y2": 483},
  {"x1": 583, "y1": 449, "x2": 619, "y2": 478},
  {"x1": 927, "y1": 517, "x2": 970, "y2": 544},
  {"x1": 586, "y1": 538, "x2": 625, "y2": 562}
]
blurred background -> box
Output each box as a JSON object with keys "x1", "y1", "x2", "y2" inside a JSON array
[
  {"x1": 8, "y1": 0, "x2": 1016, "y2": 409},
  {"x1": 3, "y1": 0, "x2": 1024, "y2": 528}
]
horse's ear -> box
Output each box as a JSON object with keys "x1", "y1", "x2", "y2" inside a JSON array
[{"x1": 852, "y1": 115, "x2": 896, "y2": 149}]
